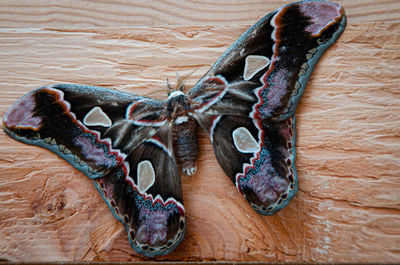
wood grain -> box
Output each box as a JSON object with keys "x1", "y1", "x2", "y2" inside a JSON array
[
  {"x1": 0, "y1": 22, "x2": 399, "y2": 262},
  {"x1": 0, "y1": 0, "x2": 399, "y2": 29}
]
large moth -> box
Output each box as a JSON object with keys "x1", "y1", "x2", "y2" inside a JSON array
[{"x1": 3, "y1": 0, "x2": 346, "y2": 258}]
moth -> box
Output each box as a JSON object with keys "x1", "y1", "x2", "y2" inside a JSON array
[{"x1": 3, "y1": 0, "x2": 346, "y2": 258}]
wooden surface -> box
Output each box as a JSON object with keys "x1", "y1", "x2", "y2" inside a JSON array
[
  {"x1": 0, "y1": 0, "x2": 399, "y2": 27},
  {"x1": 0, "y1": 0, "x2": 400, "y2": 263}
]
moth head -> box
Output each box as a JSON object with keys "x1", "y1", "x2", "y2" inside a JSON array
[{"x1": 166, "y1": 90, "x2": 189, "y2": 118}]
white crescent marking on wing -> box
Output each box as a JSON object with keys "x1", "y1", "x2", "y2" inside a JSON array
[
  {"x1": 83, "y1": 106, "x2": 112, "y2": 127},
  {"x1": 243, "y1": 55, "x2": 270, "y2": 81},
  {"x1": 137, "y1": 160, "x2": 155, "y2": 193},
  {"x1": 232, "y1": 127, "x2": 259, "y2": 153}
]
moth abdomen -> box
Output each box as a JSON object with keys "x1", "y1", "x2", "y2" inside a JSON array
[{"x1": 172, "y1": 117, "x2": 199, "y2": 176}]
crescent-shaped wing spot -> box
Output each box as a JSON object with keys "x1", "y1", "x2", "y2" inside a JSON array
[
  {"x1": 137, "y1": 160, "x2": 155, "y2": 193},
  {"x1": 243, "y1": 55, "x2": 270, "y2": 81},
  {"x1": 232, "y1": 127, "x2": 259, "y2": 153},
  {"x1": 83, "y1": 106, "x2": 112, "y2": 127}
]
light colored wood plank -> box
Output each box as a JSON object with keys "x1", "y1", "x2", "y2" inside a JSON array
[
  {"x1": 0, "y1": 0, "x2": 399, "y2": 29},
  {"x1": 0, "y1": 22, "x2": 399, "y2": 262}
]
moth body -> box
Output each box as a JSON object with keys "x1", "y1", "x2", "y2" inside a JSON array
[{"x1": 167, "y1": 90, "x2": 199, "y2": 175}]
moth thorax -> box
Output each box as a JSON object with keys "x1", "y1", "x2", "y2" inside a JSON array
[
  {"x1": 172, "y1": 117, "x2": 199, "y2": 176},
  {"x1": 166, "y1": 90, "x2": 189, "y2": 119}
]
